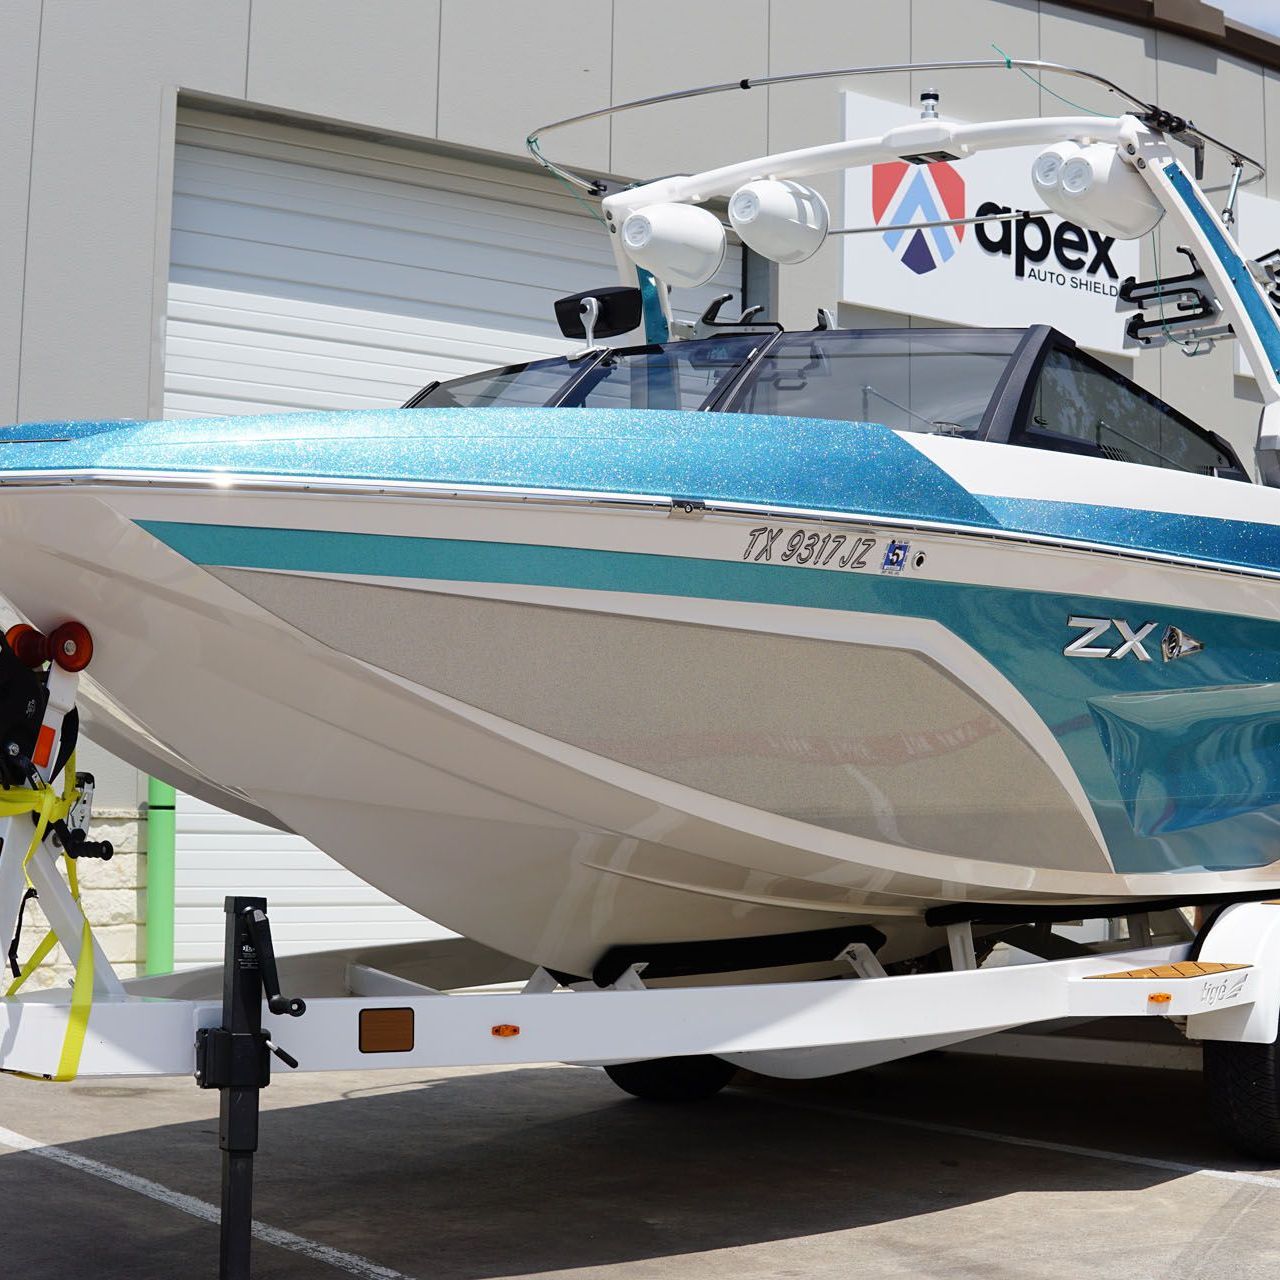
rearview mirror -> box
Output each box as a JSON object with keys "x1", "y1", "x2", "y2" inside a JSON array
[{"x1": 554, "y1": 287, "x2": 644, "y2": 341}]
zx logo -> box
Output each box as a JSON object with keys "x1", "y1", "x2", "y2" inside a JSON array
[{"x1": 1064, "y1": 616, "x2": 1157, "y2": 662}]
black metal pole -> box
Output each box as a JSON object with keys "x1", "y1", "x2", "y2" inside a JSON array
[
  {"x1": 195, "y1": 894, "x2": 304, "y2": 1280},
  {"x1": 216, "y1": 895, "x2": 268, "y2": 1280}
]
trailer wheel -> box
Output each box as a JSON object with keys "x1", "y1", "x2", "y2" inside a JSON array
[
  {"x1": 1203, "y1": 1034, "x2": 1280, "y2": 1160},
  {"x1": 604, "y1": 1055, "x2": 737, "y2": 1102}
]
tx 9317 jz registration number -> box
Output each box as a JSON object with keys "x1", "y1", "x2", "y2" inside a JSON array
[{"x1": 742, "y1": 526, "x2": 877, "y2": 570}]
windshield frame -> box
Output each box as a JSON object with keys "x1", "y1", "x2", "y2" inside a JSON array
[{"x1": 981, "y1": 326, "x2": 1249, "y2": 477}]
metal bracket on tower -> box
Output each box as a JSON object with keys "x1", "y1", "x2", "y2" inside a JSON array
[
  {"x1": 1118, "y1": 246, "x2": 1229, "y2": 352},
  {"x1": 690, "y1": 293, "x2": 780, "y2": 339}
]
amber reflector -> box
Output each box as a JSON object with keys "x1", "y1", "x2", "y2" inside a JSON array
[
  {"x1": 359, "y1": 1007, "x2": 414, "y2": 1054},
  {"x1": 1148, "y1": 992, "x2": 1173, "y2": 1004},
  {"x1": 491, "y1": 1024, "x2": 521, "y2": 1038}
]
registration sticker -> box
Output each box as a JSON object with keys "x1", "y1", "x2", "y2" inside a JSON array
[{"x1": 880, "y1": 540, "x2": 911, "y2": 575}]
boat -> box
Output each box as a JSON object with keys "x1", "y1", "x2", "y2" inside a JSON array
[{"x1": 3, "y1": 60, "x2": 1280, "y2": 980}]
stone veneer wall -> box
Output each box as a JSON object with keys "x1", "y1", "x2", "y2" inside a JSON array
[{"x1": 13, "y1": 810, "x2": 145, "y2": 992}]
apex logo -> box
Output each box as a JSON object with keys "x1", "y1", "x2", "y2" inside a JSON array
[
  {"x1": 974, "y1": 203, "x2": 1118, "y2": 281},
  {"x1": 872, "y1": 160, "x2": 965, "y2": 275},
  {"x1": 1064, "y1": 617, "x2": 1204, "y2": 664},
  {"x1": 869, "y1": 159, "x2": 1119, "y2": 287}
]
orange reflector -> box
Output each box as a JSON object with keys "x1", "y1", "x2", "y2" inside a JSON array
[
  {"x1": 1149, "y1": 992, "x2": 1173, "y2": 1004},
  {"x1": 358, "y1": 1007, "x2": 414, "y2": 1054},
  {"x1": 33, "y1": 725, "x2": 55, "y2": 769},
  {"x1": 491, "y1": 1024, "x2": 521, "y2": 1038}
]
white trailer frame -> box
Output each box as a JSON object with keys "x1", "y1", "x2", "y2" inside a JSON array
[{"x1": 2, "y1": 904, "x2": 1277, "y2": 1082}]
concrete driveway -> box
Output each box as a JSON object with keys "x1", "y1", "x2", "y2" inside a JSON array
[{"x1": 2, "y1": 1050, "x2": 1279, "y2": 1279}]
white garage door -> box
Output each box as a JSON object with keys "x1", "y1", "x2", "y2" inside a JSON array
[
  {"x1": 166, "y1": 108, "x2": 743, "y2": 417},
  {"x1": 166, "y1": 109, "x2": 745, "y2": 964},
  {"x1": 174, "y1": 796, "x2": 445, "y2": 966}
]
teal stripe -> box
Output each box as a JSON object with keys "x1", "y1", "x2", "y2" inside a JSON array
[
  {"x1": 138, "y1": 521, "x2": 715, "y2": 595},
  {"x1": 139, "y1": 520, "x2": 931, "y2": 616}
]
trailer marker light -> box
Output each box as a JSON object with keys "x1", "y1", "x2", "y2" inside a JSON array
[
  {"x1": 358, "y1": 1007, "x2": 414, "y2": 1053},
  {"x1": 1148, "y1": 992, "x2": 1172, "y2": 1004},
  {"x1": 491, "y1": 1024, "x2": 520, "y2": 1038}
]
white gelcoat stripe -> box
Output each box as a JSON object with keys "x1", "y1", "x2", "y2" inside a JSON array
[
  {"x1": 758, "y1": 1097, "x2": 1280, "y2": 1190},
  {"x1": 904, "y1": 431, "x2": 1280, "y2": 527},
  {"x1": 0, "y1": 1123, "x2": 415, "y2": 1279}
]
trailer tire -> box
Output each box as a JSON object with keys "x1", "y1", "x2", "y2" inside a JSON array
[
  {"x1": 604, "y1": 1055, "x2": 737, "y2": 1102},
  {"x1": 1203, "y1": 1035, "x2": 1280, "y2": 1160}
]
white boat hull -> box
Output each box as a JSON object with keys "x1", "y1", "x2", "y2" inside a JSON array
[{"x1": 2, "y1": 474, "x2": 1279, "y2": 975}]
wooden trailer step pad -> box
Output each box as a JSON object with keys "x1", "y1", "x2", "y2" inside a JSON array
[{"x1": 1085, "y1": 961, "x2": 1251, "y2": 980}]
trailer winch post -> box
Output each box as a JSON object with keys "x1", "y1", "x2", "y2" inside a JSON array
[{"x1": 196, "y1": 895, "x2": 304, "y2": 1280}]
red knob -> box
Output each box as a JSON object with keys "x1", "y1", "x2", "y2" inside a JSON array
[
  {"x1": 5, "y1": 623, "x2": 49, "y2": 668},
  {"x1": 48, "y1": 621, "x2": 93, "y2": 672}
]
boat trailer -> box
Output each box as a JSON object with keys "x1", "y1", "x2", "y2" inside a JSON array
[{"x1": 5, "y1": 626, "x2": 1280, "y2": 1278}]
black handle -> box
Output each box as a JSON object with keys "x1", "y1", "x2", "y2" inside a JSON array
[
  {"x1": 265, "y1": 1039, "x2": 299, "y2": 1070},
  {"x1": 242, "y1": 907, "x2": 306, "y2": 1018}
]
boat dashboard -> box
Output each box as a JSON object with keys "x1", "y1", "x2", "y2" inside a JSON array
[{"x1": 406, "y1": 325, "x2": 1249, "y2": 482}]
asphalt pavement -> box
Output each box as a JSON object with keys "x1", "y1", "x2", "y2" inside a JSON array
[{"x1": 2, "y1": 1049, "x2": 1278, "y2": 1279}]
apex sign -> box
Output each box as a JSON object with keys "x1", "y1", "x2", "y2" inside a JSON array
[
  {"x1": 973, "y1": 206, "x2": 1118, "y2": 281},
  {"x1": 844, "y1": 91, "x2": 1138, "y2": 356}
]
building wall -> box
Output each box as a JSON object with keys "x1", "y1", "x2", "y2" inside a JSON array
[
  {"x1": 1, "y1": 0, "x2": 1277, "y2": 971},
  {"x1": 8, "y1": 0, "x2": 1278, "y2": 432}
]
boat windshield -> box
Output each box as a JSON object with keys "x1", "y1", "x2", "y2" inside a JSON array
[
  {"x1": 728, "y1": 329, "x2": 1023, "y2": 436},
  {"x1": 404, "y1": 324, "x2": 1248, "y2": 477},
  {"x1": 411, "y1": 334, "x2": 763, "y2": 412},
  {"x1": 410, "y1": 329, "x2": 1020, "y2": 433}
]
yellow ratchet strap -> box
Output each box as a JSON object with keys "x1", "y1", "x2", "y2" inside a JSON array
[{"x1": 2, "y1": 757, "x2": 97, "y2": 1080}]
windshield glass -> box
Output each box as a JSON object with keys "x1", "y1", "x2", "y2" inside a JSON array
[
  {"x1": 730, "y1": 329, "x2": 1022, "y2": 435},
  {"x1": 411, "y1": 335, "x2": 763, "y2": 412},
  {"x1": 413, "y1": 357, "x2": 591, "y2": 409},
  {"x1": 562, "y1": 335, "x2": 762, "y2": 411}
]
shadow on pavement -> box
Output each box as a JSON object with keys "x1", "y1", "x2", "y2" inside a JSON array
[{"x1": 1, "y1": 1050, "x2": 1276, "y2": 1279}]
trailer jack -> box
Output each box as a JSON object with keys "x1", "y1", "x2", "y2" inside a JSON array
[{"x1": 195, "y1": 897, "x2": 305, "y2": 1280}]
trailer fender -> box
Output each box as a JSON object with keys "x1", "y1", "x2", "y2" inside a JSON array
[{"x1": 1187, "y1": 902, "x2": 1280, "y2": 1044}]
